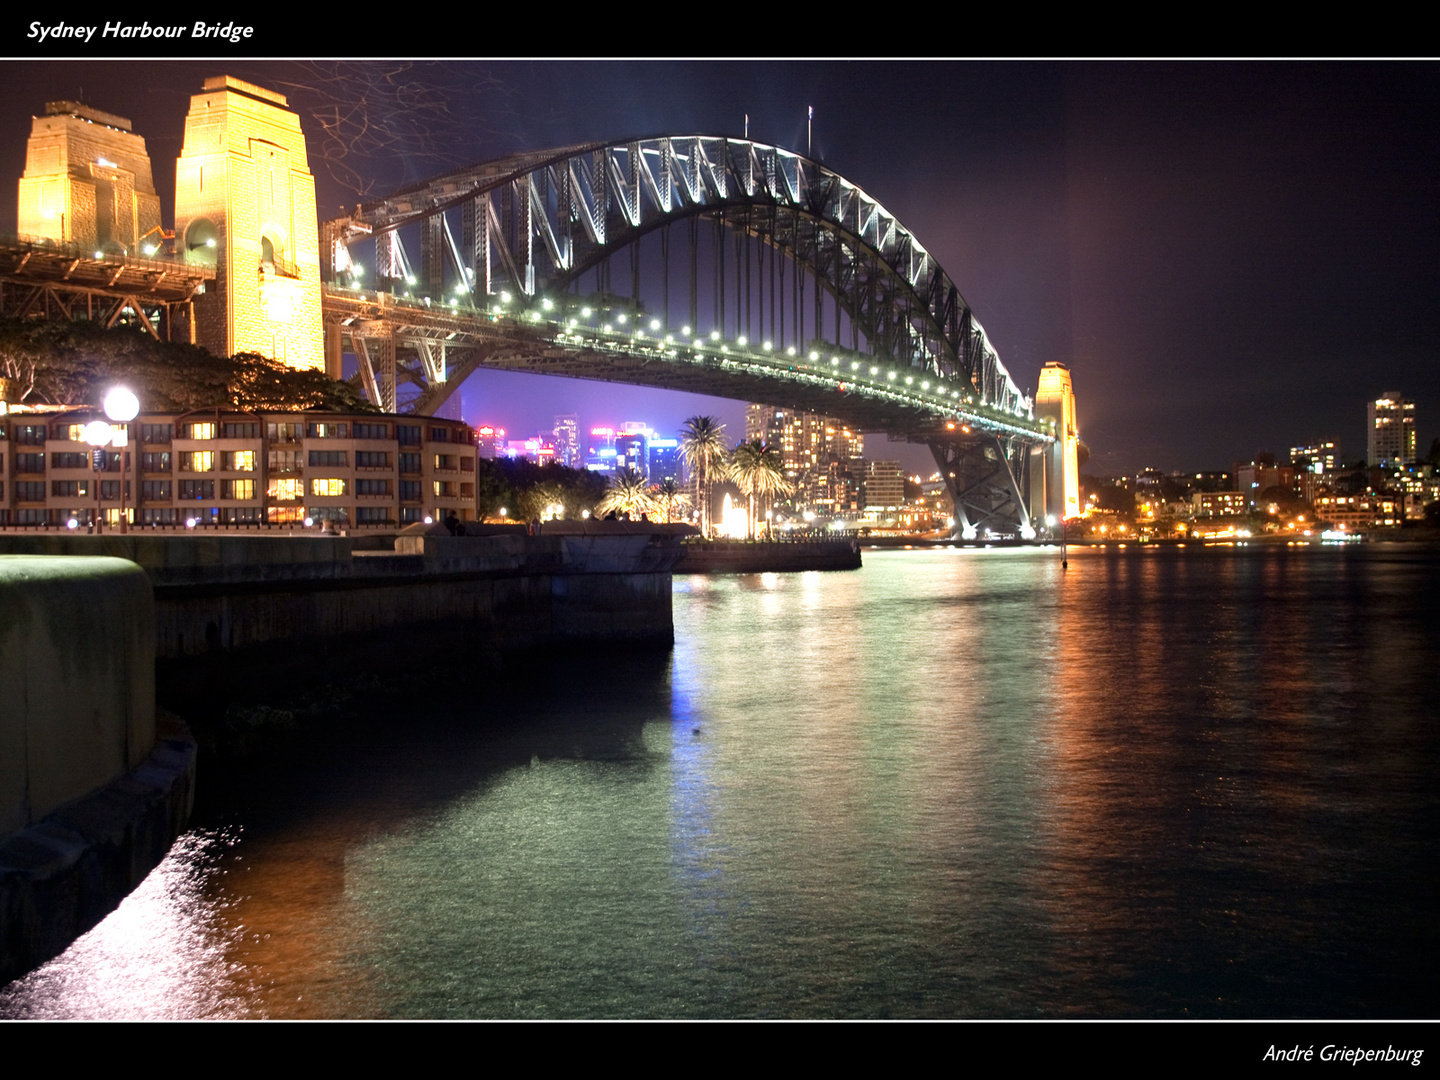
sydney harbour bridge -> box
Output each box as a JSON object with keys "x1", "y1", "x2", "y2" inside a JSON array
[{"x1": 5, "y1": 80, "x2": 1079, "y2": 538}]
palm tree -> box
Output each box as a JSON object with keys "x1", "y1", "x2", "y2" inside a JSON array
[
  {"x1": 653, "y1": 477, "x2": 690, "y2": 523},
  {"x1": 596, "y1": 467, "x2": 660, "y2": 519},
  {"x1": 728, "y1": 439, "x2": 793, "y2": 539},
  {"x1": 680, "y1": 415, "x2": 728, "y2": 536}
]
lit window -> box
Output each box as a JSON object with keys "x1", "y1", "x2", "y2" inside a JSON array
[
  {"x1": 267, "y1": 478, "x2": 304, "y2": 501},
  {"x1": 180, "y1": 451, "x2": 215, "y2": 472},
  {"x1": 310, "y1": 477, "x2": 346, "y2": 497}
]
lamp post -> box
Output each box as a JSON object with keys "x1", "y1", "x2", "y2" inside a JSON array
[
  {"x1": 83, "y1": 388, "x2": 140, "y2": 534},
  {"x1": 83, "y1": 420, "x2": 113, "y2": 533},
  {"x1": 103, "y1": 387, "x2": 139, "y2": 534}
]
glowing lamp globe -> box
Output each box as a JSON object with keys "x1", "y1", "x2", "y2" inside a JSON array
[
  {"x1": 104, "y1": 387, "x2": 140, "y2": 423},
  {"x1": 83, "y1": 420, "x2": 114, "y2": 447}
]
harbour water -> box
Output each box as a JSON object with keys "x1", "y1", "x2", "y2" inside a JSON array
[{"x1": 3, "y1": 544, "x2": 1437, "y2": 1019}]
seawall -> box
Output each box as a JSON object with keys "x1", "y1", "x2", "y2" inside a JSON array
[
  {"x1": 676, "y1": 539, "x2": 861, "y2": 573},
  {"x1": 0, "y1": 556, "x2": 196, "y2": 985},
  {"x1": 0, "y1": 531, "x2": 685, "y2": 657},
  {"x1": 0, "y1": 528, "x2": 680, "y2": 985}
]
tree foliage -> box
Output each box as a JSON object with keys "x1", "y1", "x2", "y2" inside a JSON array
[
  {"x1": 729, "y1": 439, "x2": 793, "y2": 538},
  {"x1": 680, "y1": 415, "x2": 728, "y2": 534},
  {"x1": 474, "y1": 456, "x2": 609, "y2": 521},
  {"x1": 596, "y1": 467, "x2": 661, "y2": 518},
  {"x1": 0, "y1": 319, "x2": 376, "y2": 413}
]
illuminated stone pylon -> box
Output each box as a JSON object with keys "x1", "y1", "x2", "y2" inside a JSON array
[
  {"x1": 173, "y1": 76, "x2": 323, "y2": 370},
  {"x1": 1034, "y1": 362, "x2": 1080, "y2": 522},
  {"x1": 18, "y1": 101, "x2": 162, "y2": 254}
]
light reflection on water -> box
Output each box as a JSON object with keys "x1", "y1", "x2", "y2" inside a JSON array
[
  {"x1": 0, "y1": 828, "x2": 253, "y2": 1020},
  {"x1": 3, "y1": 545, "x2": 1437, "y2": 1018}
]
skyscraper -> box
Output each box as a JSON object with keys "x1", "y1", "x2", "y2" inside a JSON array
[
  {"x1": 552, "y1": 414, "x2": 579, "y2": 468},
  {"x1": 1368, "y1": 391, "x2": 1416, "y2": 467},
  {"x1": 745, "y1": 404, "x2": 863, "y2": 515}
]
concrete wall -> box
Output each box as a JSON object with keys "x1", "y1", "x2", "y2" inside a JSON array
[
  {"x1": 676, "y1": 540, "x2": 862, "y2": 573},
  {"x1": 0, "y1": 533, "x2": 681, "y2": 658},
  {"x1": 0, "y1": 557, "x2": 155, "y2": 837}
]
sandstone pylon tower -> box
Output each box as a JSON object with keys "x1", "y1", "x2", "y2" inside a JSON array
[{"x1": 173, "y1": 75, "x2": 323, "y2": 369}]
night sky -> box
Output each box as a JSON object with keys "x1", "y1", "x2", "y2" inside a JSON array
[{"x1": 1, "y1": 55, "x2": 1435, "y2": 478}]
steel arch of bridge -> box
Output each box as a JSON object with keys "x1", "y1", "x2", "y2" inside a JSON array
[{"x1": 322, "y1": 135, "x2": 1056, "y2": 536}]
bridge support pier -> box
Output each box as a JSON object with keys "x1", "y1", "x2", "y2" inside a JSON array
[{"x1": 931, "y1": 436, "x2": 1037, "y2": 540}]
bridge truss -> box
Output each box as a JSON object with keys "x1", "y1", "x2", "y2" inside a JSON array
[
  {"x1": 321, "y1": 136, "x2": 1058, "y2": 536},
  {"x1": 0, "y1": 235, "x2": 210, "y2": 343}
]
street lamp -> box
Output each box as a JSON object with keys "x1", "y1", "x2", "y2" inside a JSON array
[
  {"x1": 104, "y1": 387, "x2": 139, "y2": 534},
  {"x1": 83, "y1": 419, "x2": 114, "y2": 533},
  {"x1": 82, "y1": 388, "x2": 140, "y2": 534}
]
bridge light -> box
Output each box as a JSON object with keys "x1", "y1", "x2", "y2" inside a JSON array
[
  {"x1": 738, "y1": 335, "x2": 748, "y2": 346},
  {"x1": 710, "y1": 329, "x2": 720, "y2": 340},
  {"x1": 651, "y1": 319, "x2": 661, "y2": 331},
  {"x1": 406, "y1": 276, "x2": 416, "y2": 286},
  {"x1": 499, "y1": 290, "x2": 511, "y2": 303},
  {"x1": 682, "y1": 325, "x2": 691, "y2": 336},
  {"x1": 888, "y1": 372, "x2": 897, "y2": 380},
  {"x1": 809, "y1": 351, "x2": 819, "y2": 361},
  {"x1": 786, "y1": 346, "x2": 796, "y2": 356},
  {"x1": 542, "y1": 298, "x2": 554, "y2": 311},
  {"x1": 869, "y1": 366, "x2": 879, "y2": 376},
  {"x1": 850, "y1": 361, "x2": 860, "y2": 371},
  {"x1": 582, "y1": 306, "x2": 593, "y2": 318},
  {"x1": 764, "y1": 341, "x2": 773, "y2": 351},
  {"x1": 905, "y1": 376, "x2": 913, "y2": 385}
]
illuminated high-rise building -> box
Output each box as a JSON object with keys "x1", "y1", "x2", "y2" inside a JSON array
[
  {"x1": 552, "y1": 414, "x2": 579, "y2": 468},
  {"x1": 1367, "y1": 391, "x2": 1416, "y2": 467},
  {"x1": 745, "y1": 403, "x2": 863, "y2": 515},
  {"x1": 174, "y1": 76, "x2": 324, "y2": 370},
  {"x1": 18, "y1": 101, "x2": 163, "y2": 255},
  {"x1": 1034, "y1": 362, "x2": 1080, "y2": 520}
]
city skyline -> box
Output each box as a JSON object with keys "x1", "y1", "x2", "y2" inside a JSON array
[{"x1": 0, "y1": 59, "x2": 1435, "y2": 477}]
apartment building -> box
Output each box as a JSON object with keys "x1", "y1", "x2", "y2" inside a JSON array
[{"x1": 0, "y1": 406, "x2": 474, "y2": 528}]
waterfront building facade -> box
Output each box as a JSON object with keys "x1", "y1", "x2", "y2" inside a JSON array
[
  {"x1": 862, "y1": 461, "x2": 905, "y2": 517},
  {"x1": 0, "y1": 406, "x2": 474, "y2": 528}
]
